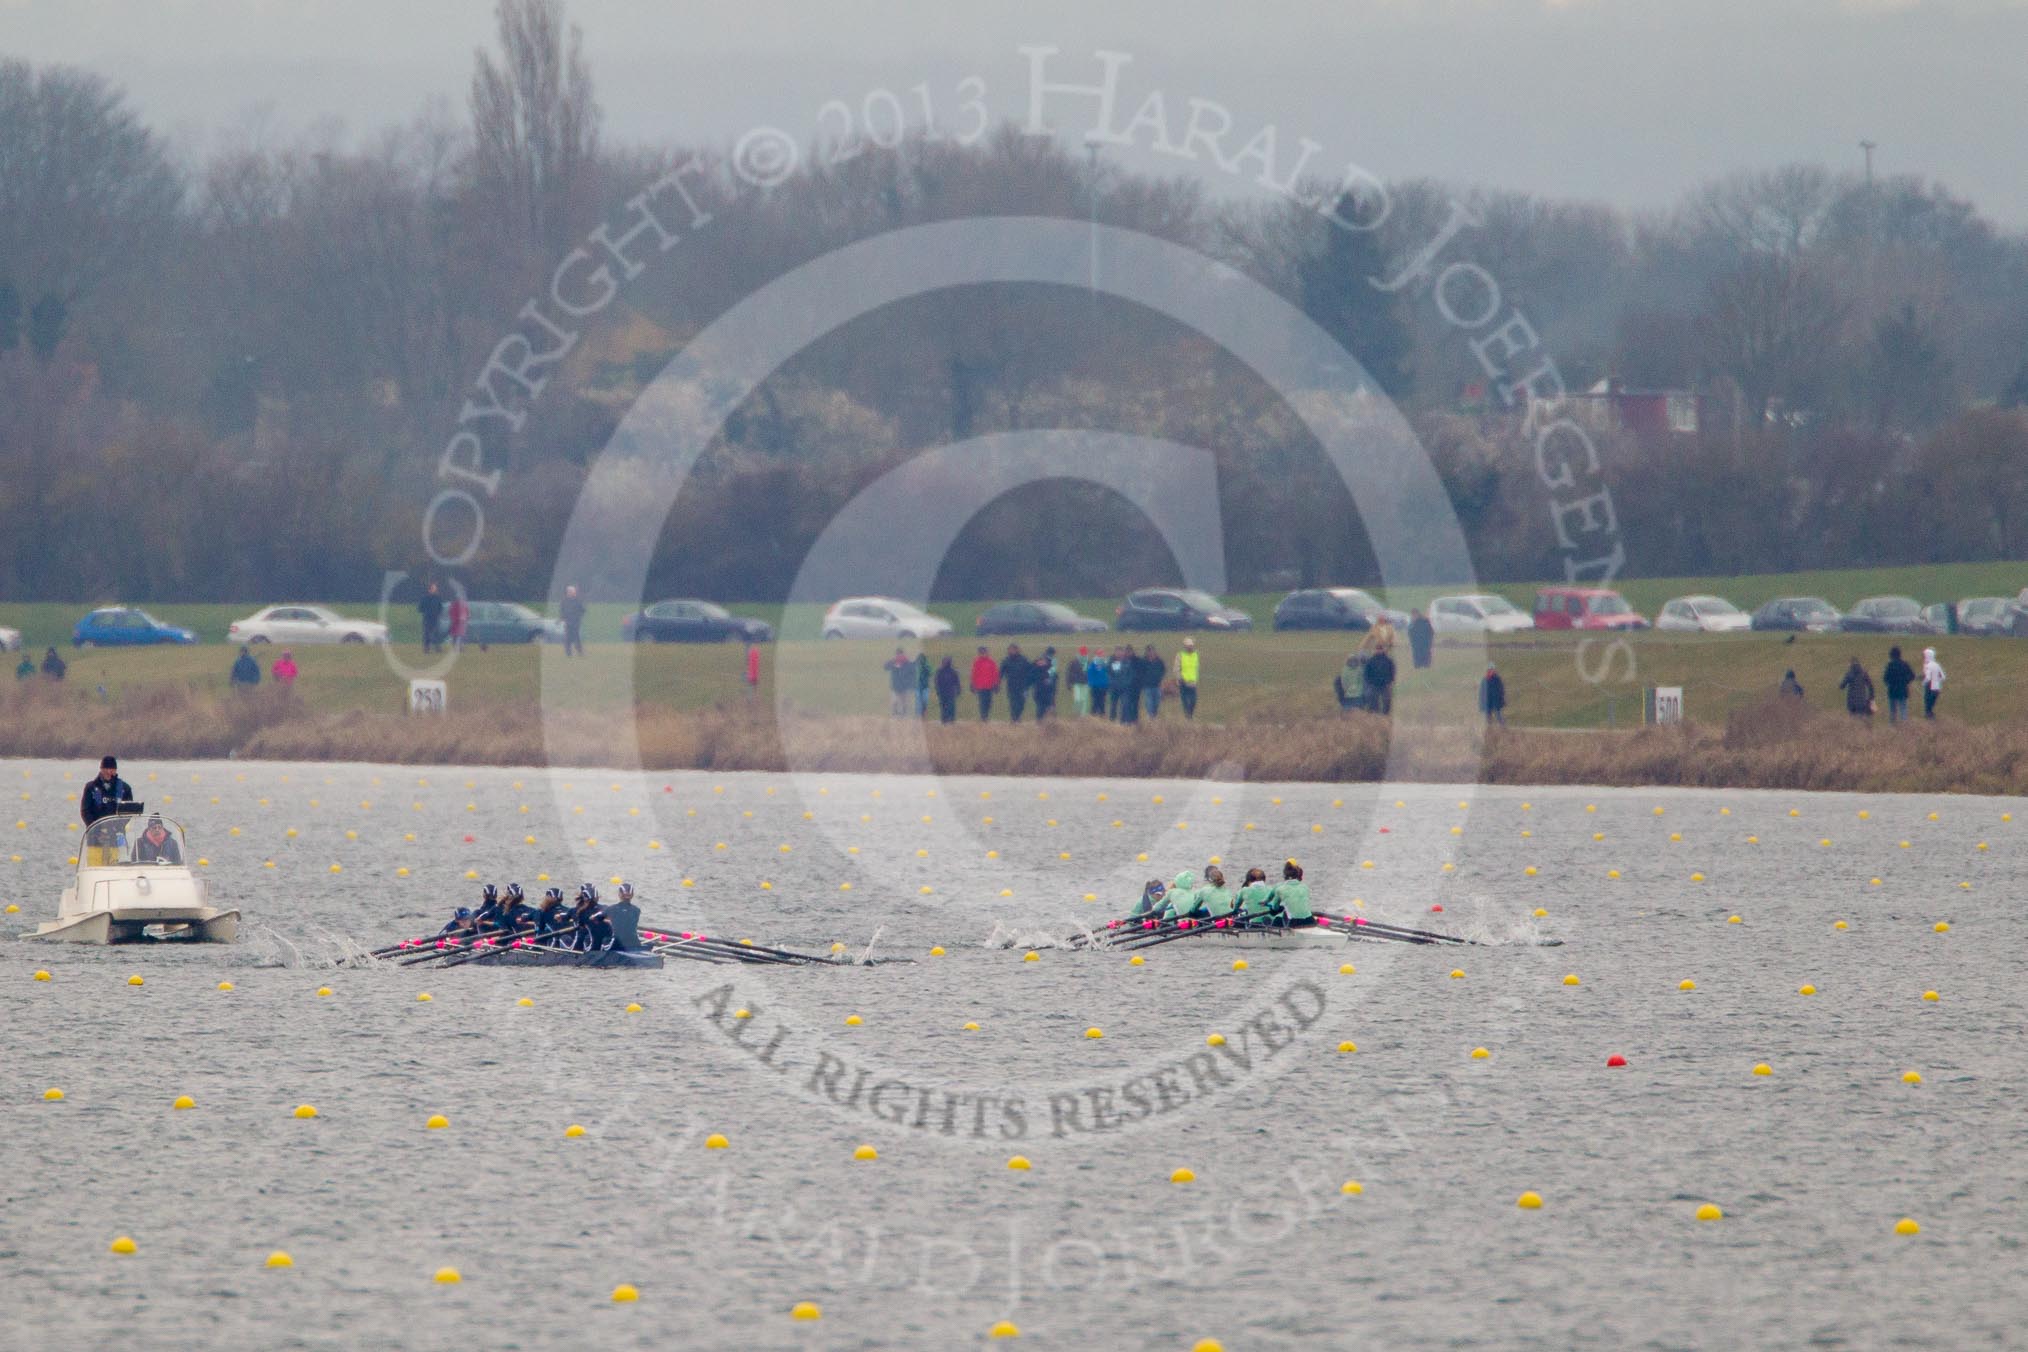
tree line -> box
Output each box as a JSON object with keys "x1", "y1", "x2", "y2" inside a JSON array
[{"x1": 3, "y1": 0, "x2": 2026, "y2": 606}]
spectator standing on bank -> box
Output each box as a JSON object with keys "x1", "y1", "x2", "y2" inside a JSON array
[
  {"x1": 884, "y1": 647, "x2": 913, "y2": 716},
  {"x1": 1839, "y1": 656, "x2": 1875, "y2": 719},
  {"x1": 1779, "y1": 669, "x2": 1805, "y2": 699},
  {"x1": 447, "y1": 594, "x2": 469, "y2": 651},
  {"x1": 1033, "y1": 647, "x2": 1059, "y2": 719},
  {"x1": 41, "y1": 647, "x2": 65, "y2": 681},
  {"x1": 1922, "y1": 647, "x2": 1945, "y2": 719},
  {"x1": 273, "y1": 650, "x2": 299, "y2": 688},
  {"x1": 970, "y1": 646, "x2": 1000, "y2": 721},
  {"x1": 1067, "y1": 646, "x2": 1089, "y2": 716},
  {"x1": 933, "y1": 656, "x2": 961, "y2": 723},
  {"x1": 745, "y1": 644, "x2": 761, "y2": 695},
  {"x1": 1881, "y1": 646, "x2": 1915, "y2": 723},
  {"x1": 418, "y1": 583, "x2": 445, "y2": 654},
  {"x1": 16, "y1": 652, "x2": 34, "y2": 679},
  {"x1": 1364, "y1": 645, "x2": 1397, "y2": 716},
  {"x1": 1085, "y1": 648, "x2": 1109, "y2": 717},
  {"x1": 560, "y1": 585, "x2": 586, "y2": 657},
  {"x1": 1479, "y1": 664, "x2": 1506, "y2": 726},
  {"x1": 1408, "y1": 610, "x2": 1434, "y2": 669},
  {"x1": 1115, "y1": 646, "x2": 1141, "y2": 724},
  {"x1": 1175, "y1": 638, "x2": 1200, "y2": 719},
  {"x1": 230, "y1": 645, "x2": 261, "y2": 689},
  {"x1": 1140, "y1": 644, "x2": 1166, "y2": 719},
  {"x1": 1003, "y1": 644, "x2": 1032, "y2": 723},
  {"x1": 915, "y1": 652, "x2": 931, "y2": 717}
]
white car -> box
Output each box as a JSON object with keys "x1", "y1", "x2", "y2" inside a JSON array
[
  {"x1": 820, "y1": 597, "x2": 953, "y2": 640},
  {"x1": 1655, "y1": 595, "x2": 1752, "y2": 633},
  {"x1": 0, "y1": 625, "x2": 19, "y2": 652},
  {"x1": 1428, "y1": 594, "x2": 1535, "y2": 634},
  {"x1": 228, "y1": 604, "x2": 389, "y2": 646}
]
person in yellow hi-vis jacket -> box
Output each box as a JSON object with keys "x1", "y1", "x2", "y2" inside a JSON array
[
  {"x1": 80, "y1": 755, "x2": 134, "y2": 865},
  {"x1": 1176, "y1": 638, "x2": 1201, "y2": 720}
]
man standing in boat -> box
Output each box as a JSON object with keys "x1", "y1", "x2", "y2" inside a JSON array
[{"x1": 79, "y1": 755, "x2": 132, "y2": 826}]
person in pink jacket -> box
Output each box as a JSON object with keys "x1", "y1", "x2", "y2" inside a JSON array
[{"x1": 272, "y1": 650, "x2": 299, "y2": 687}]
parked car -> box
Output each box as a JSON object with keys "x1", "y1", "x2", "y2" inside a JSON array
[
  {"x1": 464, "y1": 602, "x2": 564, "y2": 647},
  {"x1": 229, "y1": 604, "x2": 388, "y2": 646},
  {"x1": 1427, "y1": 593, "x2": 1534, "y2": 635},
  {"x1": 1272, "y1": 587, "x2": 1406, "y2": 632},
  {"x1": 621, "y1": 600, "x2": 773, "y2": 644},
  {"x1": 1955, "y1": 596, "x2": 2028, "y2": 637},
  {"x1": 975, "y1": 602, "x2": 1107, "y2": 637},
  {"x1": 1750, "y1": 596, "x2": 1843, "y2": 633},
  {"x1": 1532, "y1": 586, "x2": 1646, "y2": 631},
  {"x1": 1655, "y1": 595, "x2": 1752, "y2": 633},
  {"x1": 1115, "y1": 588, "x2": 1254, "y2": 632},
  {"x1": 820, "y1": 598, "x2": 953, "y2": 640},
  {"x1": 73, "y1": 607, "x2": 197, "y2": 647},
  {"x1": 1840, "y1": 596, "x2": 1939, "y2": 635},
  {"x1": 0, "y1": 625, "x2": 19, "y2": 652}
]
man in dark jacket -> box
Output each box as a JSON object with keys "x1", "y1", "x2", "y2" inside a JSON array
[
  {"x1": 1002, "y1": 644, "x2": 1032, "y2": 723},
  {"x1": 41, "y1": 647, "x2": 65, "y2": 681},
  {"x1": 1032, "y1": 647, "x2": 1059, "y2": 719},
  {"x1": 1115, "y1": 646, "x2": 1141, "y2": 724},
  {"x1": 1140, "y1": 645, "x2": 1166, "y2": 719},
  {"x1": 80, "y1": 755, "x2": 133, "y2": 826},
  {"x1": 933, "y1": 656, "x2": 961, "y2": 723},
  {"x1": 1881, "y1": 646, "x2": 1915, "y2": 723},
  {"x1": 1479, "y1": 664, "x2": 1506, "y2": 726},
  {"x1": 417, "y1": 583, "x2": 445, "y2": 654},
  {"x1": 1364, "y1": 647, "x2": 1397, "y2": 716},
  {"x1": 230, "y1": 645, "x2": 261, "y2": 688},
  {"x1": 1408, "y1": 610, "x2": 1435, "y2": 669}
]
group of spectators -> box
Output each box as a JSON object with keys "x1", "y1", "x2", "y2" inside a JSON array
[
  {"x1": 886, "y1": 640, "x2": 1204, "y2": 724},
  {"x1": 228, "y1": 645, "x2": 299, "y2": 690},
  {"x1": 1815, "y1": 645, "x2": 1947, "y2": 721},
  {"x1": 15, "y1": 647, "x2": 66, "y2": 681}
]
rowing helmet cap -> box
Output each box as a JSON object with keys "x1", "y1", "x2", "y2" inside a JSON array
[
  {"x1": 617, "y1": 882, "x2": 635, "y2": 901},
  {"x1": 482, "y1": 883, "x2": 498, "y2": 904},
  {"x1": 454, "y1": 907, "x2": 472, "y2": 919},
  {"x1": 544, "y1": 887, "x2": 564, "y2": 904},
  {"x1": 505, "y1": 883, "x2": 524, "y2": 903},
  {"x1": 578, "y1": 883, "x2": 599, "y2": 904}
]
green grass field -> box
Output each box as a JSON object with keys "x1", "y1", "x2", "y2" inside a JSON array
[{"x1": 10, "y1": 624, "x2": 2020, "y2": 731}]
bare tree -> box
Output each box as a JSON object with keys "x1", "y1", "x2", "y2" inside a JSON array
[
  {"x1": 1696, "y1": 253, "x2": 1846, "y2": 425},
  {"x1": 470, "y1": 0, "x2": 600, "y2": 263}
]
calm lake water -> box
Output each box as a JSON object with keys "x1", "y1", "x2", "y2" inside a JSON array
[{"x1": 2, "y1": 758, "x2": 2019, "y2": 1350}]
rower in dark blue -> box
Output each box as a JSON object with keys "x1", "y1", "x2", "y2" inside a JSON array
[
  {"x1": 604, "y1": 882, "x2": 644, "y2": 952},
  {"x1": 472, "y1": 884, "x2": 506, "y2": 933},
  {"x1": 437, "y1": 907, "x2": 474, "y2": 936},
  {"x1": 568, "y1": 883, "x2": 613, "y2": 951},
  {"x1": 497, "y1": 882, "x2": 538, "y2": 933},
  {"x1": 534, "y1": 887, "x2": 569, "y2": 937}
]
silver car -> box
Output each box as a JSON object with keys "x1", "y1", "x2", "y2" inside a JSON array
[
  {"x1": 820, "y1": 597, "x2": 954, "y2": 640},
  {"x1": 1655, "y1": 595, "x2": 1752, "y2": 633},
  {"x1": 229, "y1": 604, "x2": 389, "y2": 646}
]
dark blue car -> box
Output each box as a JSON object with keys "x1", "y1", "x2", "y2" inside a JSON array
[{"x1": 73, "y1": 607, "x2": 197, "y2": 647}]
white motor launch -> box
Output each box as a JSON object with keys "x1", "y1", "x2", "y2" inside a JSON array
[{"x1": 24, "y1": 811, "x2": 239, "y2": 944}]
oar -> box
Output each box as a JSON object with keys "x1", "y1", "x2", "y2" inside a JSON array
[
  {"x1": 1317, "y1": 914, "x2": 1470, "y2": 946},
  {"x1": 437, "y1": 927, "x2": 583, "y2": 969},
  {"x1": 1120, "y1": 920, "x2": 1235, "y2": 952},
  {"x1": 646, "y1": 934, "x2": 805, "y2": 966},
  {"x1": 647, "y1": 931, "x2": 829, "y2": 965}
]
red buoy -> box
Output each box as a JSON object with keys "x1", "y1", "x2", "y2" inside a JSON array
[
  {"x1": 1606, "y1": 1054, "x2": 1628, "y2": 1068},
  {"x1": 1430, "y1": 904, "x2": 1444, "y2": 913}
]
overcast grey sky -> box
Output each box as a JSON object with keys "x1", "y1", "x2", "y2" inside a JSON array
[{"x1": 7, "y1": 0, "x2": 2028, "y2": 224}]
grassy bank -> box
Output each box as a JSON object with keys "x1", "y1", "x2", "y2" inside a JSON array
[
  {"x1": 10, "y1": 626, "x2": 2024, "y2": 731},
  {"x1": 7, "y1": 679, "x2": 2028, "y2": 795}
]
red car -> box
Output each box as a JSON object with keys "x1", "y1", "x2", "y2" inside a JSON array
[{"x1": 1533, "y1": 586, "x2": 1647, "y2": 630}]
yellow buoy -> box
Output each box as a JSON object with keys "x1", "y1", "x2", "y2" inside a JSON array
[
  {"x1": 433, "y1": 1267, "x2": 462, "y2": 1284},
  {"x1": 611, "y1": 1284, "x2": 639, "y2": 1303},
  {"x1": 1799, "y1": 984, "x2": 1817, "y2": 996},
  {"x1": 294, "y1": 1104, "x2": 318, "y2": 1119},
  {"x1": 127, "y1": 974, "x2": 144, "y2": 986},
  {"x1": 1695, "y1": 1203, "x2": 1723, "y2": 1222},
  {"x1": 1231, "y1": 959, "x2": 1248, "y2": 971},
  {"x1": 565, "y1": 1124, "x2": 586, "y2": 1137},
  {"x1": 733, "y1": 1009, "x2": 751, "y2": 1020},
  {"x1": 1563, "y1": 974, "x2": 1580, "y2": 986},
  {"x1": 42, "y1": 1087, "x2": 63, "y2": 1101},
  {"x1": 1338, "y1": 963, "x2": 1355, "y2": 975},
  {"x1": 1679, "y1": 979, "x2": 1696, "y2": 991},
  {"x1": 989, "y1": 1321, "x2": 1020, "y2": 1339},
  {"x1": 172, "y1": 1095, "x2": 195, "y2": 1110},
  {"x1": 1341, "y1": 1181, "x2": 1364, "y2": 1196},
  {"x1": 1934, "y1": 921, "x2": 1950, "y2": 933},
  {"x1": 416, "y1": 992, "x2": 432, "y2": 1002},
  {"x1": 316, "y1": 986, "x2": 332, "y2": 997},
  {"x1": 1607, "y1": 870, "x2": 1621, "y2": 880},
  {"x1": 217, "y1": 981, "x2": 234, "y2": 992},
  {"x1": 790, "y1": 1301, "x2": 822, "y2": 1321},
  {"x1": 32, "y1": 970, "x2": 50, "y2": 981},
  {"x1": 1895, "y1": 1217, "x2": 1921, "y2": 1236},
  {"x1": 1532, "y1": 908, "x2": 1548, "y2": 918},
  {"x1": 1524, "y1": 866, "x2": 1538, "y2": 877},
  {"x1": 1902, "y1": 1070, "x2": 1923, "y2": 1085},
  {"x1": 1449, "y1": 969, "x2": 1466, "y2": 979},
  {"x1": 844, "y1": 1014, "x2": 862, "y2": 1025},
  {"x1": 963, "y1": 1021, "x2": 980, "y2": 1031},
  {"x1": 1471, "y1": 1047, "x2": 1491, "y2": 1060},
  {"x1": 929, "y1": 946, "x2": 945, "y2": 956},
  {"x1": 1516, "y1": 1191, "x2": 1542, "y2": 1210},
  {"x1": 1170, "y1": 1167, "x2": 1196, "y2": 1184},
  {"x1": 1690, "y1": 873, "x2": 1704, "y2": 882},
  {"x1": 1338, "y1": 1041, "x2": 1358, "y2": 1054},
  {"x1": 853, "y1": 1143, "x2": 878, "y2": 1161},
  {"x1": 705, "y1": 1133, "x2": 728, "y2": 1149},
  {"x1": 1006, "y1": 1155, "x2": 1032, "y2": 1170},
  {"x1": 1085, "y1": 1027, "x2": 1104, "y2": 1039},
  {"x1": 1751, "y1": 1063, "x2": 1772, "y2": 1077},
  {"x1": 516, "y1": 997, "x2": 533, "y2": 1007},
  {"x1": 425, "y1": 1114, "x2": 449, "y2": 1130},
  {"x1": 266, "y1": 1250, "x2": 294, "y2": 1269},
  {"x1": 1922, "y1": 990, "x2": 1940, "y2": 1002},
  {"x1": 110, "y1": 1235, "x2": 138, "y2": 1254},
  {"x1": 1128, "y1": 954, "x2": 1145, "y2": 966},
  {"x1": 1727, "y1": 915, "x2": 1742, "y2": 924},
  {"x1": 625, "y1": 1003, "x2": 643, "y2": 1014},
  {"x1": 1022, "y1": 951, "x2": 1039, "y2": 963}
]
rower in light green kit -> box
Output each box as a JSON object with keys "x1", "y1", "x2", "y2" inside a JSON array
[
  {"x1": 1128, "y1": 879, "x2": 1167, "y2": 920},
  {"x1": 1236, "y1": 867, "x2": 1277, "y2": 922},
  {"x1": 1193, "y1": 865, "x2": 1235, "y2": 920},
  {"x1": 1160, "y1": 870, "x2": 1200, "y2": 921},
  {"x1": 1273, "y1": 860, "x2": 1315, "y2": 926}
]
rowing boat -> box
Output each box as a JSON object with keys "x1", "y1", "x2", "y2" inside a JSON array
[{"x1": 464, "y1": 947, "x2": 664, "y2": 970}]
